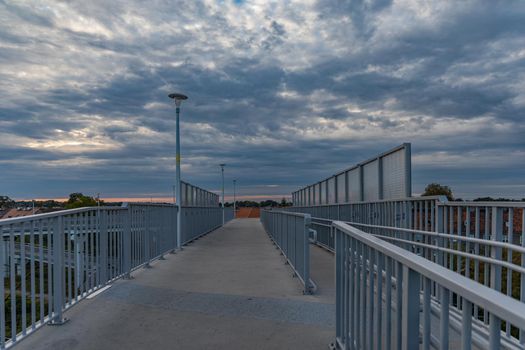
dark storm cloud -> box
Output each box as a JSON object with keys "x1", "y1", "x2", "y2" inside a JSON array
[{"x1": 0, "y1": 0, "x2": 523, "y2": 200}]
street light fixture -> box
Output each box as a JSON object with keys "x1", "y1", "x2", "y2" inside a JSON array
[
  {"x1": 219, "y1": 164, "x2": 226, "y2": 225},
  {"x1": 169, "y1": 92, "x2": 188, "y2": 251}
]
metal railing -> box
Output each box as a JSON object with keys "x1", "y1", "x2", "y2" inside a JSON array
[
  {"x1": 333, "y1": 220, "x2": 525, "y2": 350},
  {"x1": 260, "y1": 210, "x2": 316, "y2": 294},
  {"x1": 348, "y1": 203, "x2": 525, "y2": 342},
  {"x1": 287, "y1": 198, "x2": 525, "y2": 345},
  {"x1": 287, "y1": 196, "x2": 445, "y2": 252},
  {"x1": 223, "y1": 207, "x2": 235, "y2": 224},
  {"x1": 0, "y1": 204, "x2": 227, "y2": 349}
]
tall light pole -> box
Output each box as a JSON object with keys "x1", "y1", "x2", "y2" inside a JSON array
[
  {"x1": 220, "y1": 164, "x2": 225, "y2": 225},
  {"x1": 233, "y1": 179, "x2": 236, "y2": 218},
  {"x1": 169, "y1": 92, "x2": 188, "y2": 251}
]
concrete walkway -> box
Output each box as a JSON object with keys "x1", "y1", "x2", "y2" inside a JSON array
[{"x1": 18, "y1": 219, "x2": 335, "y2": 350}]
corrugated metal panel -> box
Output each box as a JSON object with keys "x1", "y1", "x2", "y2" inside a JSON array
[
  {"x1": 347, "y1": 169, "x2": 360, "y2": 201},
  {"x1": 292, "y1": 144, "x2": 411, "y2": 205},
  {"x1": 363, "y1": 160, "x2": 379, "y2": 201},
  {"x1": 320, "y1": 181, "x2": 327, "y2": 204},
  {"x1": 327, "y1": 177, "x2": 336, "y2": 204},
  {"x1": 382, "y1": 149, "x2": 406, "y2": 199},
  {"x1": 336, "y1": 174, "x2": 345, "y2": 203}
]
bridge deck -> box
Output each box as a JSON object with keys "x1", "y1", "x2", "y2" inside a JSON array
[{"x1": 17, "y1": 218, "x2": 335, "y2": 350}]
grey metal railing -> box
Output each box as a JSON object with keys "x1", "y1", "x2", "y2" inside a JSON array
[
  {"x1": 287, "y1": 196, "x2": 445, "y2": 252},
  {"x1": 0, "y1": 204, "x2": 226, "y2": 349},
  {"x1": 260, "y1": 210, "x2": 316, "y2": 294},
  {"x1": 224, "y1": 207, "x2": 235, "y2": 223},
  {"x1": 347, "y1": 204, "x2": 525, "y2": 343},
  {"x1": 289, "y1": 199, "x2": 525, "y2": 345},
  {"x1": 333, "y1": 220, "x2": 525, "y2": 350}
]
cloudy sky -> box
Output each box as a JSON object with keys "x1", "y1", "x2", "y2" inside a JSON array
[{"x1": 0, "y1": 0, "x2": 524, "y2": 201}]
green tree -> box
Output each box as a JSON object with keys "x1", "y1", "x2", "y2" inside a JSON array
[
  {"x1": 65, "y1": 193, "x2": 100, "y2": 209},
  {"x1": 422, "y1": 183, "x2": 453, "y2": 201},
  {"x1": 0, "y1": 196, "x2": 15, "y2": 209}
]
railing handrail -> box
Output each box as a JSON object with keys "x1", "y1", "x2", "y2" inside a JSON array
[
  {"x1": 0, "y1": 203, "x2": 232, "y2": 226},
  {"x1": 290, "y1": 195, "x2": 447, "y2": 208},
  {"x1": 291, "y1": 197, "x2": 525, "y2": 208},
  {"x1": 0, "y1": 206, "x2": 125, "y2": 225},
  {"x1": 346, "y1": 221, "x2": 525, "y2": 253},
  {"x1": 437, "y1": 201, "x2": 525, "y2": 207},
  {"x1": 262, "y1": 209, "x2": 311, "y2": 218},
  {"x1": 333, "y1": 220, "x2": 525, "y2": 328}
]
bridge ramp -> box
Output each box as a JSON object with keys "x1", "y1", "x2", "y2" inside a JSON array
[{"x1": 17, "y1": 218, "x2": 334, "y2": 350}]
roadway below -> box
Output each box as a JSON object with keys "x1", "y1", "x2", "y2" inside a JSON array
[{"x1": 17, "y1": 218, "x2": 335, "y2": 350}]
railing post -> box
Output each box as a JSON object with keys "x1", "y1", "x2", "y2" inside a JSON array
[
  {"x1": 303, "y1": 214, "x2": 312, "y2": 294},
  {"x1": 334, "y1": 227, "x2": 343, "y2": 345},
  {"x1": 461, "y1": 299, "x2": 472, "y2": 350},
  {"x1": 401, "y1": 266, "x2": 419, "y2": 350},
  {"x1": 144, "y1": 207, "x2": 152, "y2": 268},
  {"x1": 99, "y1": 209, "x2": 109, "y2": 283},
  {"x1": 123, "y1": 206, "x2": 132, "y2": 279},
  {"x1": 170, "y1": 205, "x2": 177, "y2": 253},
  {"x1": 437, "y1": 204, "x2": 445, "y2": 266},
  {"x1": 490, "y1": 207, "x2": 502, "y2": 294},
  {"x1": 49, "y1": 216, "x2": 67, "y2": 325}
]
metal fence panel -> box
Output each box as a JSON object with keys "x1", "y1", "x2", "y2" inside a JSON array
[
  {"x1": 333, "y1": 220, "x2": 525, "y2": 350},
  {"x1": 382, "y1": 148, "x2": 407, "y2": 199},
  {"x1": 180, "y1": 181, "x2": 218, "y2": 207},
  {"x1": 362, "y1": 159, "x2": 379, "y2": 201},
  {"x1": 260, "y1": 210, "x2": 315, "y2": 294},
  {"x1": 0, "y1": 203, "x2": 228, "y2": 348},
  {"x1": 347, "y1": 168, "x2": 360, "y2": 202},
  {"x1": 292, "y1": 143, "x2": 411, "y2": 206},
  {"x1": 328, "y1": 177, "x2": 336, "y2": 204}
]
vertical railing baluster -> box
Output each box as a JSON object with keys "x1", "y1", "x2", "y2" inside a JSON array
[
  {"x1": 9, "y1": 224, "x2": 16, "y2": 342},
  {"x1": 367, "y1": 246, "x2": 374, "y2": 350},
  {"x1": 335, "y1": 227, "x2": 343, "y2": 346},
  {"x1": 521, "y1": 207, "x2": 525, "y2": 344},
  {"x1": 395, "y1": 262, "x2": 403, "y2": 350},
  {"x1": 30, "y1": 220, "x2": 36, "y2": 329},
  {"x1": 506, "y1": 208, "x2": 513, "y2": 337},
  {"x1": 385, "y1": 257, "x2": 392, "y2": 350},
  {"x1": 100, "y1": 210, "x2": 109, "y2": 284},
  {"x1": 50, "y1": 215, "x2": 66, "y2": 324},
  {"x1": 39, "y1": 220, "x2": 45, "y2": 325},
  {"x1": 375, "y1": 251, "x2": 383, "y2": 350},
  {"x1": 21, "y1": 222, "x2": 27, "y2": 336},
  {"x1": 461, "y1": 299, "x2": 472, "y2": 350},
  {"x1": 0, "y1": 224, "x2": 6, "y2": 348},
  {"x1": 489, "y1": 313, "x2": 501, "y2": 349},
  {"x1": 401, "y1": 266, "x2": 420, "y2": 350},
  {"x1": 422, "y1": 277, "x2": 431, "y2": 350},
  {"x1": 440, "y1": 287, "x2": 449, "y2": 350}
]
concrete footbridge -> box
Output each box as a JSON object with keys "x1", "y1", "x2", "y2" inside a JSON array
[{"x1": 1, "y1": 145, "x2": 524, "y2": 349}]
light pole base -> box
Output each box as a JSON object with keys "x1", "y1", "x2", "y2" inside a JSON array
[{"x1": 48, "y1": 317, "x2": 69, "y2": 326}]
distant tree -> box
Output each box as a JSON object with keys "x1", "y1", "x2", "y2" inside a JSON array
[
  {"x1": 0, "y1": 196, "x2": 15, "y2": 209},
  {"x1": 422, "y1": 183, "x2": 453, "y2": 201},
  {"x1": 260, "y1": 200, "x2": 278, "y2": 207},
  {"x1": 473, "y1": 197, "x2": 520, "y2": 202},
  {"x1": 65, "y1": 193, "x2": 100, "y2": 209},
  {"x1": 237, "y1": 200, "x2": 260, "y2": 207},
  {"x1": 41, "y1": 200, "x2": 63, "y2": 208},
  {"x1": 279, "y1": 197, "x2": 292, "y2": 207}
]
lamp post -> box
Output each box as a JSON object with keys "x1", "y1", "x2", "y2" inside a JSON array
[
  {"x1": 220, "y1": 164, "x2": 225, "y2": 225},
  {"x1": 233, "y1": 179, "x2": 236, "y2": 218},
  {"x1": 169, "y1": 92, "x2": 188, "y2": 251}
]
